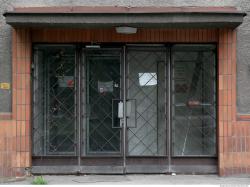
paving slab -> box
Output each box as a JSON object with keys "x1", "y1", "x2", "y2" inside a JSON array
[{"x1": 3, "y1": 174, "x2": 250, "y2": 185}]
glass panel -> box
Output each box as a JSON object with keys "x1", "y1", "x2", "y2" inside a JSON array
[
  {"x1": 172, "y1": 45, "x2": 216, "y2": 156},
  {"x1": 86, "y1": 51, "x2": 121, "y2": 154},
  {"x1": 32, "y1": 45, "x2": 76, "y2": 156},
  {"x1": 32, "y1": 49, "x2": 45, "y2": 156},
  {"x1": 127, "y1": 48, "x2": 166, "y2": 156}
]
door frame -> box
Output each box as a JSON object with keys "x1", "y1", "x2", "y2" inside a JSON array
[
  {"x1": 82, "y1": 47, "x2": 124, "y2": 156},
  {"x1": 31, "y1": 43, "x2": 217, "y2": 174}
]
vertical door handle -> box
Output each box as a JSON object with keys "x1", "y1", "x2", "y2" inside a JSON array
[
  {"x1": 112, "y1": 99, "x2": 123, "y2": 128},
  {"x1": 118, "y1": 101, "x2": 124, "y2": 128},
  {"x1": 118, "y1": 101, "x2": 124, "y2": 118},
  {"x1": 126, "y1": 100, "x2": 132, "y2": 117},
  {"x1": 126, "y1": 99, "x2": 137, "y2": 128},
  {"x1": 112, "y1": 99, "x2": 136, "y2": 128}
]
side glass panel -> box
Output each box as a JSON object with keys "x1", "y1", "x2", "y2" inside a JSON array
[
  {"x1": 172, "y1": 45, "x2": 216, "y2": 156},
  {"x1": 126, "y1": 48, "x2": 166, "y2": 156},
  {"x1": 86, "y1": 50, "x2": 122, "y2": 154},
  {"x1": 32, "y1": 45, "x2": 76, "y2": 155}
]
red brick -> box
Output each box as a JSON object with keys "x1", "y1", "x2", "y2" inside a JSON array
[
  {"x1": 223, "y1": 106, "x2": 228, "y2": 121},
  {"x1": 25, "y1": 74, "x2": 31, "y2": 90},
  {"x1": 228, "y1": 137, "x2": 233, "y2": 152},
  {"x1": 223, "y1": 44, "x2": 228, "y2": 75},
  {"x1": 20, "y1": 136, "x2": 26, "y2": 151},
  {"x1": 228, "y1": 107, "x2": 232, "y2": 121},
  {"x1": 25, "y1": 105, "x2": 31, "y2": 122},
  {"x1": 223, "y1": 90, "x2": 228, "y2": 106},
  {"x1": 224, "y1": 137, "x2": 228, "y2": 153},
  {"x1": 219, "y1": 75, "x2": 224, "y2": 90},
  {"x1": 228, "y1": 122, "x2": 232, "y2": 137},
  {"x1": 20, "y1": 152, "x2": 27, "y2": 167}
]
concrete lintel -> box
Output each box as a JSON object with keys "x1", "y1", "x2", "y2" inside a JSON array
[{"x1": 4, "y1": 12, "x2": 245, "y2": 29}]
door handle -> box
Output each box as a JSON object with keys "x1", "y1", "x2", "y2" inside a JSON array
[
  {"x1": 118, "y1": 101, "x2": 124, "y2": 118},
  {"x1": 126, "y1": 99, "x2": 137, "y2": 128},
  {"x1": 118, "y1": 100, "x2": 133, "y2": 118},
  {"x1": 112, "y1": 99, "x2": 123, "y2": 128},
  {"x1": 118, "y1": 101, "x2": 124, "y2": 128},
  {"x1": 126, "y1": 100, "x2": 132, "y2": 117},
  {"x1": 112, "y1": 99, "x2": 136, "y2": 128}
]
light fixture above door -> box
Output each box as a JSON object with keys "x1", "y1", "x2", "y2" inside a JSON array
[{"x1": 115, "y1": 26, "x2": 137, "y2": 34}]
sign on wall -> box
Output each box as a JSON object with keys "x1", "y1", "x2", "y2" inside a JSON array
[{"x1": 0, "y1": 83, "x2": 10, "y2": 90}]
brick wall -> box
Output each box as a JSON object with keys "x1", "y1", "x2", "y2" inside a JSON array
[
  {"x1": 218, "y1": 28, "x2": 250, "y2": 176},
  {"x1": 0, "y1": 27, "x2": 249, "y2": 178},
  {"x1": 0, "y1": 28, "x2": 31, "y2": 179}
]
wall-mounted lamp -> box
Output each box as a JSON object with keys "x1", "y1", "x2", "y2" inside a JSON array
[
  {"x1": 85, "y1": 44, "x2": 101, "y2": 48},
  {"x1": 115, "y1": 26, "x2": 137, "y2": 34}
]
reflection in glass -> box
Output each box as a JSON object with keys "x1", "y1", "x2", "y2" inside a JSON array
[
  {"x1": 172, "y1": 45, "x2": 216, "y2": 156},
  {"x1": 127, "y1": 49, "x2": 166, "y2": 156}
]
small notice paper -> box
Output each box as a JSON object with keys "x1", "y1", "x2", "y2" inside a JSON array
[
  {"x1": 98, "y1": 81, "x2": 113, "y2": 93},
  {"x1": 0, "y1": 83, "x2": 10, "y2": 90}
]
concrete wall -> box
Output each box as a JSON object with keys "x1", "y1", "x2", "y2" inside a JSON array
[{"x1": 0, "y1": 0, "x2": 249, "y2": 114}]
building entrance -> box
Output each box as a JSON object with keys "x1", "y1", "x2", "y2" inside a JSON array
[{"x1": 32, "y1": 44, "x2": 217, "y2": 174}]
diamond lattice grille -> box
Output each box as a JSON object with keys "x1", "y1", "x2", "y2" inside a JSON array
[
  {"x1": 126, "y1": 49, "x2": 166, "y2": 156},
  {"x1": 32, "y1": 46, "x2": 76, "y2": 156},
  {"x1": 87, "y1": 54, "x2": 121, "y2": 153}
]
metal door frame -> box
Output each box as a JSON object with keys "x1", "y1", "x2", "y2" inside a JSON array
[
  {"x1": 31, "y1": 43, "x2": 217, "y2": 174},
  {"x1": 80, "y1": 44, "x2": 217, "y2": 173},
  {"x1": 32, "y1": 44, "x2": 78, "y2": 156},
  {"x1": 169, "y1": 44, "x2": 217, "y2": 174},
  {"x1": 82, "y1": 47, "x2": 124, "y2": 157},
  {"x1": 80, "y1": 45, "x2": 170, "y2": 173},
  {"x1": 123, "y1": 45, "x2": 169, "y2": 173}
]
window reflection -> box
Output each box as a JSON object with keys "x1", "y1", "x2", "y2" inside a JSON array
[{"x1": 138, "y1": 73, "x2": 157, "y2": 86}]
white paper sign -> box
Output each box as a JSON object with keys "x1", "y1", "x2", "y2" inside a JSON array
[{"x1": 98, "y1": 81, "x2": 113, "y2": 93}]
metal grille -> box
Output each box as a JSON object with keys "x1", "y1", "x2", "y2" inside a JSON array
[
  {"x1": 32, "y1": 46, "x2": 76, "y2": 156},
  {"x1": 32, "y1": 44, "x2": 216, "y2": 161},
  {"x1": 172, "y1": 45, "x2": 216, "y2": 156},
  {"x1": 86, "y1": 51, "x2": 122, "y2": 154},
  {"x1": 126, "y1": 48, "x2": 166, "y2": 156}
]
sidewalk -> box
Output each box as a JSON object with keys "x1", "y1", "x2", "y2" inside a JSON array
[{"x1": 3, "y1": 174, "x2": 250, "y2": 185}]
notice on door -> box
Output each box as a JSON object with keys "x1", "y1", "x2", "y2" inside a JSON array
[
  {"x1": 98, "y1": 81, "x2": 113, "y2": 93},
  {"x1": 57, "y1": 76, "x2": 74, "y2": 88}
]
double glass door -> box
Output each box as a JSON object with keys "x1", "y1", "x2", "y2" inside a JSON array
[
  {"x1": 86, "y1": 47, "x2": 166, "y2": 156},
  {"x1": 32, "y1": 44, "x2": 217, "y2": 174}
]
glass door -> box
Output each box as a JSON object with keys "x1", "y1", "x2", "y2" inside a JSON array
[
  {"x1": 81, "y1": 45, "x2": 217, "y2": 174},
  {"x1": 32, "y1": 45, "x2": 77, "y2": 156},
  {"x1": 126, "y1": 47, "x2": 166, "y2": 156},
  {"x1": 124, "y1": 46, "x2": 168, "y2": 173},
  {"x1": 81, "y1": 48, "x2": 125, "y2": 174},
  {"x1": 32, "y1": 44, "x2": 217, "y2": 174},
  {"x1": 82, "y1": 46, "x2": 168, "y2": 173},
  {"x1": 85, "y1": 49, "x2": 122, "y2": 155},
  {"x1": 171, "y1": 44, "x2": 217, "y2": 173}
]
